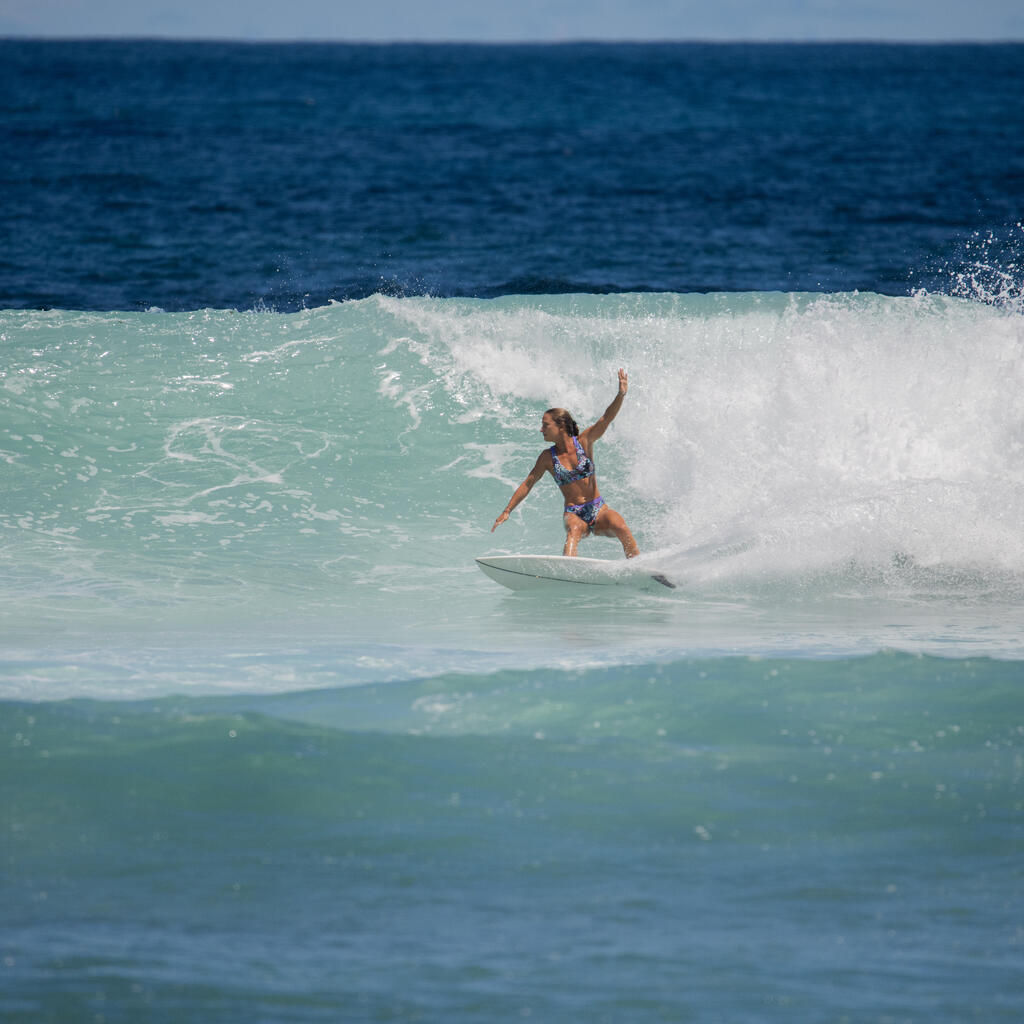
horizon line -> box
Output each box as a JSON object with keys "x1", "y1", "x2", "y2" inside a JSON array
[{"x1": 3, "y1": 35, "x2": 1023, "y2": 45}]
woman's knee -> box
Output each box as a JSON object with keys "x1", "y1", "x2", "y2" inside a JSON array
[{"x1": 564, "y1": 516, "x2": 588, "y2": 538}]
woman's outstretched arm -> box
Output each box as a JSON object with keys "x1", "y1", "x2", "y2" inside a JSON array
[{"x1": 491, "y1": 454, "x2": 548, "y2": 532}]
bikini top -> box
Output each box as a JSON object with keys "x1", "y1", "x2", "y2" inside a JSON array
[{"x1": 550, "y1": 436, "x2": 595, "y2": 486}]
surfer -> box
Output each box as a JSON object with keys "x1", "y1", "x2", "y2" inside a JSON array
[{"x1": 491, "y1": 368, "x2": 640, "y2": 558}]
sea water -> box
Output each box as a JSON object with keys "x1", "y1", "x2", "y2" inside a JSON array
[
  {"x1": 4, "y1": 292, "x2": 1023, "y2": 1021},
  {"x1": 2, "y1": 42, "x2": 1024, "y2": 1024}
]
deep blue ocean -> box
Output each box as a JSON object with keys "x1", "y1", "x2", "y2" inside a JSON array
[{"x1": 2, "y1": 41, "x2": 1024, "y2": 1022}]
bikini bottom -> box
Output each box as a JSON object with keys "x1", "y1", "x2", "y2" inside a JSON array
[{"x1": 563, "y1": 496, "x2": 604, "y2": 531}]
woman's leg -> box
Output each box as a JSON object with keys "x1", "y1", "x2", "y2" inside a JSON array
[
  {"x1": 593, "y1": 505, "x2": 639, "y2": 558},
  {"x1": 562, "y1": 512, "x2": 589, "y2": 556}
]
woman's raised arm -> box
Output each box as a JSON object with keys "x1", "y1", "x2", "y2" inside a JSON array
[{"x1": 582, "y1": 368, "x2": 628, "y2": 445}]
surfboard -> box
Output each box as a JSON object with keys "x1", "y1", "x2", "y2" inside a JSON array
[{"x1": 475, "y1": 554, "x2": 676, "y2": 591}]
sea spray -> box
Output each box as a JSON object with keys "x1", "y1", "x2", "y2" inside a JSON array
[{"x1": 379, "y1": 290, "x2": 1024, "y2": 589}]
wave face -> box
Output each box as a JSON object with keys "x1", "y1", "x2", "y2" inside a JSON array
[{"x1": 2, "y1": 290, "x2": 1024, "y2": 694}]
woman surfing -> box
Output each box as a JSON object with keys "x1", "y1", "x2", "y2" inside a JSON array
[{"x1": 491, "y1": 369, "x2": 639, "y2": 558}]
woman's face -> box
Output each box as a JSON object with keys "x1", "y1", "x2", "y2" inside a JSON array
[{"x1": 540, "y1": 413, "x2": 559, "y2": 442}]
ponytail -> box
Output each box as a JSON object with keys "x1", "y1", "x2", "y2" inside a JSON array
[{"x1": 545, "y1": 408, "x2": 580, "y2": 437}]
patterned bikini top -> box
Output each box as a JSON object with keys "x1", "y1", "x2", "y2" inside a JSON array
[{"x1": 550, "y1": 436, "x2": 595, "y2": 486}]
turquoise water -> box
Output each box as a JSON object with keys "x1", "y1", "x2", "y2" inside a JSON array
[
  {"x1": 4, "y1": 291, "x2": 1024, "y2": 673},
  {"x1": 2, "y1": 291, "x2": 1024, "y2": 1020}
]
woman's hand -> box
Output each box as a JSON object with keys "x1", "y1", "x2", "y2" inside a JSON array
[
  {"x1": 491, "y1": 509, "x2": 510, "y2": 532},
  {"x1": 618, "y1": 367, "x2": 628, "y2": 396}
]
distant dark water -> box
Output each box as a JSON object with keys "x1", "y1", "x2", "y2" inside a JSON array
[{"x1": 2, "y1": 40, "x2": 1022, "y2": 311}]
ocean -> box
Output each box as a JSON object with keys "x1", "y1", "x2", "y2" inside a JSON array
[{"x1": 2, "y1": 41, "x2": 1024, "y2": 1022}]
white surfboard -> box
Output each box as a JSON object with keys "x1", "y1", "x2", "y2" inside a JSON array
[{"x1": 475, "y1": 554, "x2": 676, "y2": 591}]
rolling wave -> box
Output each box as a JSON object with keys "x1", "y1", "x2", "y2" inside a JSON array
[{"x1": 2, "y1": 290, "x2": 1024, "y2": 692}]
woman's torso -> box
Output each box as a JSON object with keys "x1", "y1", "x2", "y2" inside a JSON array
[{"x1": 549, "y1": 436, "x2": 598, "y2": 504}]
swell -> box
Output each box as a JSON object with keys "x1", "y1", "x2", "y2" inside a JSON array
[
  {"x1": 3, "y1": 651, "x2": 1018, "y2": 844},
  {"x1": 4, "y1": 655, "x2": 1020, "y2": 1020}
]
